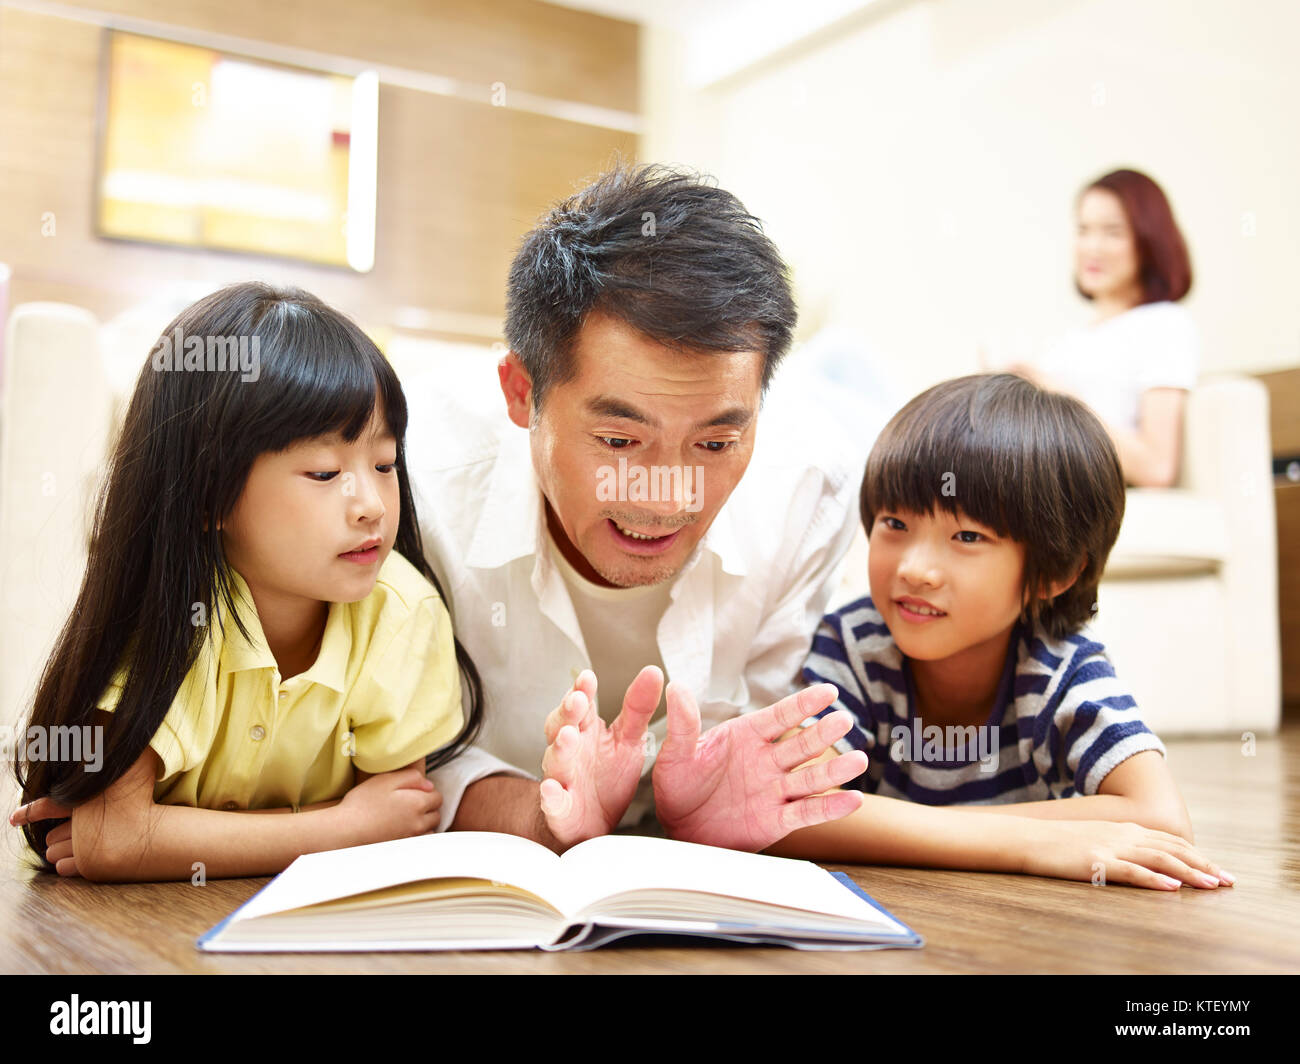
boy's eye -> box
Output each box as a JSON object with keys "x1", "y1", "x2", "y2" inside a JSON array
[
  {"x1": 955, "y1": 530, "x2": 984, "y2": 543},
  {"x1": 879, "y1": 516, "x2": 906, "y2": 531},
  {"x1": 598, "y1": 437, "x2": 634, "y2": 449}
]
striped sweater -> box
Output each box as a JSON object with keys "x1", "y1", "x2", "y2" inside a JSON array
[{"x1": 802, "y1": 596, "x2": 1165, "y2": 803}]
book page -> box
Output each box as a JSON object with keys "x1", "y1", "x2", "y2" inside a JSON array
[
  {"x1": 232, "y1": 831, "x2": 569, "y2": 922},
  {"x1": 559, "y1": 835, "x2": 907, "y2": 930}
]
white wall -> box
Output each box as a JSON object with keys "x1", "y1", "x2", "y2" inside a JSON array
[{"x1": 642, "y1": 0, "x2": 1300, "y2": 400}]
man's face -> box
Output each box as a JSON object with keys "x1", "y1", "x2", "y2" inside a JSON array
[{"x1": 503, "y1": 311, "x2": 764, "y2": 588}]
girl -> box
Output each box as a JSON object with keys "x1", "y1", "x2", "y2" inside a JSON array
[
  {"x1": 8, "y1": 281, "x2": 483, "y2": 881},
  {"x1": 772, "y1": 373, "x2": 1233, "y2": 891}
]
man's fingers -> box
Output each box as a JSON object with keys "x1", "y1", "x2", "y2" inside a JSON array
[
  {"x1": 539, "y1": 778, "x2": 573, "y2": 821},
  {"x1": 771, "y1": 709, "x2": 855, "y2": 770},
  {"x1": 776, "y1": 789, "x2": 863, "y2": 835},
  {"x1": 751, "y1": 684, "x2": 839, "y2": 742},
  {"x1": 611, "y1": 666, "x2": 663, "y2": 744},
  {"x1": 541, "y1": 723, "x2": 580, "y2": 782},
  {"x1": 544, "y1": 690, "x2": 591, "y2": 745},
  {"x1": 660, "y1": 681, "x2": 701, "y2": 757},
  {"x1": 780, "y1": 751, "x2": 868, "y2": 800}
]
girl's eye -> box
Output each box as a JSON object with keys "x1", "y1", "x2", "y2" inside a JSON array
[
  {"x1": 879, "y1": 516, "x2": 906, "y2": 531},
  {"x1": 308, "y1": 472, "x2": 339, "y2": 482},
  {"x1": 598, "y1": 437, "x2": 634, "y2": 449},
  {"x1": 377, "y1": 463, "x2": 397, "y2": 473},
  {"x1": 955, "y1": 530, "x2": 984, "y2": 544},
  {"x1": 698, "y1": 440, "x2": 734, "y2": 454}
]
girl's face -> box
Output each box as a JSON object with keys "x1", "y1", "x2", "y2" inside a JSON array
[
  {"x1": 1075, "y1": 188, "x2": 1142, "y2": 304},
  {"x1": 867, "y1": 507, "x2": 1025, "y2": 663},
  {"x1": 221, "y1": 402, "x2": 400, "y2": 606}
]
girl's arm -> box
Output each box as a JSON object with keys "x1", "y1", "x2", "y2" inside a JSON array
[
  {"x1": 938, "y1": 751, "x2": 1194, "y2": 840},
  {"x1": 18, "y1": 748, "x2": 440, "y2": 881}
]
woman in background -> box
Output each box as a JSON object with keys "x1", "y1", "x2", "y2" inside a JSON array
[{"x1": 1018, "y1": 168, "x2": 1197, "y2": 487}]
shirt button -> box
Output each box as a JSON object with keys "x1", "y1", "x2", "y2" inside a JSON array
[
  {"x1": 222, "y1": 800, "x2": 238, "y2": 810},
  {"x1": 250, "y1": 725, "x2": 266, "y2": 741}
]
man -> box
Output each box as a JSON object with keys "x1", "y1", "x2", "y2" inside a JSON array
[{"x1": 407, "y1": 163, "x2": 865, "y2": 853}]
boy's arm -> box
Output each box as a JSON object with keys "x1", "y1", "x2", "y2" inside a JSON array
[
  {"x1": 939, "y1": 751, "x2": 1194, "y2": 840},
  {"x1": 24, "y1": 748, "x2": 437, "y2": 881},
  {"x1": 765, "y1": 740, "x2": 1224, "y2": 888}
]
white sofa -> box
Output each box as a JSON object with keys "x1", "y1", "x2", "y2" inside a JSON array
[{"x1": 0, "y1": 302, "x2": 1282, "y2": 739}]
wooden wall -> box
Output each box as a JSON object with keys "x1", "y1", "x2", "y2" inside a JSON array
[{"x1": 0, "y1": 0, "x2": 639, "y2": 341}]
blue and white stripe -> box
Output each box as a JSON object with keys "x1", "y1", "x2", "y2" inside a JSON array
[{"x1": 802, "y1": 596, "x2": 1165, "y2": 804}]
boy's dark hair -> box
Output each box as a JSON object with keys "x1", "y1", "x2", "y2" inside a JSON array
[
  {"x1": 504, "y1": 162, "x2": 796, "y2": 408},
  {"x1": 861, "y1": 373, "x2": 1126, "y2": 640}
]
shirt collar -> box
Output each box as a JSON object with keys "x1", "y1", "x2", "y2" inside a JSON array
[
  {"x1": 466, "y1": 426, "x2": 749, "y2": 579},
  {"x1": 218, "y1": 566, "x2": 349, "y2": 693}
]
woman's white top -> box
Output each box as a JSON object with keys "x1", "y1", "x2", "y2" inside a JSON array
[{"x1": 1038, "y1": 301, "x2": 1200, "y2": 431}]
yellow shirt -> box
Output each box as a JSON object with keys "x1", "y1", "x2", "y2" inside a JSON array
[{"x1": 95, "y1": 550, "x2": 463, "y2": 810}]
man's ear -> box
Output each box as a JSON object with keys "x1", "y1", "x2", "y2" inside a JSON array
[{"x1": 497, "y1": 351, "x2": 534, "y2": 429}]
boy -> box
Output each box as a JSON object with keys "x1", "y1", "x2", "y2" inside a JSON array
[{"x1": 770, "y1": 373, "x2": 1233, "y2": 891}]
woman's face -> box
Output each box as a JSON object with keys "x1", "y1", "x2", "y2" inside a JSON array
[{"x1": 1075, "y1": 188, "x2": 1141, "y2": 305}]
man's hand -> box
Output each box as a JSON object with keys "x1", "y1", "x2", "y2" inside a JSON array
[
  {"x1": 652, "y1": 682, "x2": 867, "y2": 852},
  {"x1": 539, "y1": 667, "x2": 661, "y2": 850}
]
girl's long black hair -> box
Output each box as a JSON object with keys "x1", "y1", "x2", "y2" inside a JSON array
[{"x1": 12, "y1": 281, "x2": 484, "y2": 868}]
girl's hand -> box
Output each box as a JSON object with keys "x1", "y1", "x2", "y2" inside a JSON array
[
  {"x1": 10, "y1": 798, "x2": 81, "y2": 877},
  {"x1": 1022, "y1": 819, "x2": 1234, "y2": 890},
  {"x1": 337, "y1": 762, "x2": 442, "y2": 844}
]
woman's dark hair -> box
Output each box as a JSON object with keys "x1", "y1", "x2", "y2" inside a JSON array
[
  {"x1": 12, "y1": 281, "x2": 484, "y2": 869},
  {"x1": 504, "y1": 162, "x2": 796, "y2": 408},
  {"x1": 1078, "y1": 168, "x2": 1193, "y2": 303},
  {"x1": 861, "y1": 373, "x2": 1126, "y2": 640}
]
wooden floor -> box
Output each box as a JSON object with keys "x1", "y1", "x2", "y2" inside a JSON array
[{"x1": 3, "y1": 719, "x2": 1299, "y2": 974}]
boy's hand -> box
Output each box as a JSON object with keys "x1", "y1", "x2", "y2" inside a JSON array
[
  {"x1": 652, "y1": 682, "x2": 868, "y2": 852},
  {"x1": 1021, "y1": 819, "x2": 1235, "y2": 890},
  {"x1": 539, "y1": 667, "x2": 661, "y2": 849},
  {"x1": 336, "y1": 762, "x2": 442, "y2": 844},
  {"x1": 10, "y1": 798, "x2": 80, "y2": 877}
]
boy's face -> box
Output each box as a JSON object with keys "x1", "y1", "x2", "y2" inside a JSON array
[{"x1": 867, "y1": 506, "x2": 1026, "y2": 661}]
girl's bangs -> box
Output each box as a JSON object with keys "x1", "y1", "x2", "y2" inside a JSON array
[{"x1": 247, "y1": 303, "x2": 408, "y2": 452}]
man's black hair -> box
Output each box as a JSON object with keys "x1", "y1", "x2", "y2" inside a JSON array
[{"x1": 504, "y1": 162, "x2": 796, "y2": 407}]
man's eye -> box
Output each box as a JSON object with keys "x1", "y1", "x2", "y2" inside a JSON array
[
  {"x1": 308, "y1": 471, "x2": 339, "y2": 482},
  {"x1": 699, "y1": 440, "x2": 734, "y2": 453},
  {"x1": 955, "y1": 530, "x2": 984, "y2": 543},
  {"x1": 598, "y1": 437, "x2": 634, "y2": 449}
]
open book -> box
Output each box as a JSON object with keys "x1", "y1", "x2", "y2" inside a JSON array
[{"x1": 197, "y1": 832, "x2": 923, "y2": 952}]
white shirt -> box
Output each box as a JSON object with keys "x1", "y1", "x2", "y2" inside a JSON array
[
  {"x1": 404, "y1": 387, "x2": 860, "y2": 829},
  {"x1": 1038, "y1": 301, "x2": 1199, "y2": 431}
]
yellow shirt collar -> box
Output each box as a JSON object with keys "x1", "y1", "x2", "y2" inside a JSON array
[{"x1": 215, "y1": 566, "x2": 351, "y2": 693}]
